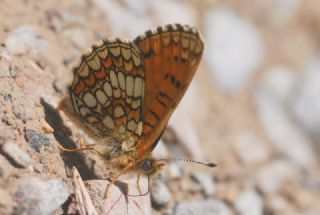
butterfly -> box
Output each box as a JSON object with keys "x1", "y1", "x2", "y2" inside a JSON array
[{"x1": 59, "y1": 23, "x2": 207, "y2": 198}]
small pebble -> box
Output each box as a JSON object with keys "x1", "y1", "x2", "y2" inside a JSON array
[
  {"x1": 151, "y1": 179, "x2": 172, "y2": 209},
  {"x1": 235, "y1": 189, "x2": 263, "y2": 215},
  {"x1": 256, "y1": 160, "x2": 299, "y2": 194},
  {"x1": 0, "y1": 154, "x2": 15, "y2": 178},
  {"x1": 9, "y1": 67, "x2": 19, "y2": 78},
  {"x1": 15, "y1": 176, "x2": 69, "y2": 215},
  {"x1": 174, "y1": 200, "x2": 231, "y2": 215},
  {"x1": 25, "y1": 129, "x2": 50, "y2": 152},
  {"x1": 233, "y1": 131, "x2": 269, "y2": 165},
  {"x1": 293, "y1": 58, "x2": 320, "y2": 139},
  {"x1": 167, "y1": 163, "x2": 183, "y2": 179},
  {"x1": 191, "y1": 172, "x2": 216, "y2": 197},
  {"x1": 2, "y1": 141, "x2": 31, "y2": 168},
  {"x1": 33, "y1": 163, "x2": 43, "y2": 173},
  {"x1": 41, "y1": 122, "x2": 54, "y2": 134},
  {"x1": 255, "y1": 83, "x2": 316, "y2": 168},
  {"x1": 5, "y1": 25, "x2": 48, "y2": 55},
  {"x1": 204, "y1": 8, "x2": 264, "y2": 93}
]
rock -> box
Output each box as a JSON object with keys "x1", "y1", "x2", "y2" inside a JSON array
[
  {"x1": 258, "y1": 66, "x2": 298, "y2": 103},
  {"x1": 0, "y1": 188, "x2": 15, "y2": 215},
  {"x1": 256, "y1": 160, "x2": 299, "y2": 194},
  {"x1": 292, "y1": 58, "x2": 320, "y2": 140},
  {"x1": 191, "y1": 172, "x2": 215, "y2": 197},
  {"x1": 254, "y1": 85, "x2": 316, "y2": 167},
  {"x1": 14, "y1": 176, "x2": 69, "y2": 215},
  {"x1": 25, "y1": 129, "x2": 50, "y2": 152},
  {"x1": 86, "y1": 178, "x2": 151, "y2": 215},
  {"x1": 266, "y1": 195, "x2": 295, "y2": 215},
  {"x1": 167, "y1": 163, "x2": 183, "y2": 179},
  {"x1": 174, "y1": 200, "x2": 232, "y2": 215},
  {"x1": 33, "y1": 163, "x2": 44, "y2": 173},
  {"x1": 95, "y1": 0, "x2": 152, "y2": 38},
  {"x1": 149, "y1": 0, "x2": 197, "y2": 26},
  {"x1": 47, "y1": 11, "x2": 85, "y2": 33},
  {"x1": 62, "y1": 27, "x2": 88, "y2": 48},
  {"x1": 0, "y1": 154, "x2": 15, "y2": 178},
  {"x1": 2, "y1": 141, "x2": 32, "y2": 168},
  {"x1": 204, "y1": 7, "x2": 264, "y2": 93},
  {"x1": 256, "y1": 0, "x2": 301, "y2": 21},
  {"x1": 9, "y1": 67, "x2": 19, "y2": 79},
  {"x1": 169, "y1": 116, "x2": 204, "y2": 161},
  {"x1": 123, "y1": 0, "x2": 148, "y2": 14},
  {"x1": 0, "y1": 49, "x2": 13, "y2": 64},
  {"x1": 84, "y1": 180, "x2": 107, "y2": 212},
  {"x1": 151, "y1": 179, "x2": 172, "y2": 209},
  {"x1": 235, "y1": 189, "x2": 263, "y2": 215},
  {"x1": 5, "y1": 25, "x2": 49, "y2": 55},
  {"x1": 233, "y1": 131, "x2": 270, "y2": 165}
]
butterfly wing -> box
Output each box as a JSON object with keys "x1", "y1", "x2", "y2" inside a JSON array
[
  {"x1": 60, "y1": 39, "x2": 146, "y2": 154},
  {"x1": 133, "y1": 24, "x2": 204, "y2": 157}
]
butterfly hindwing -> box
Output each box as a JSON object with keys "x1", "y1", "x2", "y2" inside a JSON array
[{"x1": 68, "y1": 39, "x2": 145, "y2": 143}]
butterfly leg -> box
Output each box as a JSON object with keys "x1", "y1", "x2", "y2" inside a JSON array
[
  {"x1": 136, "y1": 174, "x2": 142, "y2": 195},
  {"x1": 58, "y1": 144, "x2": 104, "y2": 157},
  {"x1": 104, "y1": 164, "x2": 133, "y2": 199},
  {"x1": 137, "y1": 175, "x2": 151, "y2": 196}
]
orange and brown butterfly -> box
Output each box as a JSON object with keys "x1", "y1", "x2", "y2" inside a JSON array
[{"x1": 59, "y1": 23, "x2": 214, "y2": 198}]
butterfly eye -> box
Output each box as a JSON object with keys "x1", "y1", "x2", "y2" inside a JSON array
[{"x1": 140, "y1": 159, "x2": 153, "y2": 172}]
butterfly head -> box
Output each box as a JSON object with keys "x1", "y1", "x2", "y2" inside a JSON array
[{"x1": 136, "y1": 158, "x2": 166, "y2": 176}]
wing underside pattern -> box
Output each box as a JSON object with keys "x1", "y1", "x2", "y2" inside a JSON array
[{"x1": 69, "y1": 39, "x2": 145, "y2": 144}]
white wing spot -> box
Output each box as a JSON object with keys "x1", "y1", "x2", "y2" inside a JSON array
[
  {"x1": 114, "y1": 106, "x2": 125, "y2": 118},
  {"x1": 83, "y1": 92, "x2": 97, "y2": 108},
  {"x1": 103, "y1": 82, "x2": 112, "y2": 97},
  {"x1": 103, "y1": 116, "x2": 115, "y2": 129},
  {"x1": 126, "y1": 76, "x2": 134, "y2": 97},
  {"x1": 95, "y1": 89, "x2": 108, "y2": 104}
]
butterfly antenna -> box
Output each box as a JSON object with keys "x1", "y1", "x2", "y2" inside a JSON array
[{"x1": 160, "y1": 157, "x2": 217, "y2": 168}]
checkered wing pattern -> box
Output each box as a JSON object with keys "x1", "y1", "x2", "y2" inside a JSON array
[{"x1": 66, "y1": 39, "x2": 145, "y2": 144}]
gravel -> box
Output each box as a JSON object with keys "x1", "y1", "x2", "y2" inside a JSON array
[
  {"x1": 191, "y1": 172, "x2": 216, "y2": 197},
  {"x1": 235, "y1": 189, "x2": 263, "y2": 215},
  {"x1": 174, "y1": 200, "x2": 232, "y2": 215},
  {"x1": 2, "y1": 140, "x2": 32, "y2": 168},
  {"x1": 25, "y1": 129, "x2": 50, "y2": 152},
  {"x1": 151, "y1": 179, "x2": 172, "y2": 209},
  {"x1": 14, "y1": 176, "x2": 69, "y2": 215}
]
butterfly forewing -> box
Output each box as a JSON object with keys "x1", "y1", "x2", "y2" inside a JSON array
[
  {"x1": 68, "y1": 39, "x2": 145, "y2": 146},
  {"x1": 133, "y1": 24, "x2": 204, "y2": 157}
]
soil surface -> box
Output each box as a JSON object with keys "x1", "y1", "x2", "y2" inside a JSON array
[{"x1": 0, "y1": 0, "x2": 320, "y2": 215}]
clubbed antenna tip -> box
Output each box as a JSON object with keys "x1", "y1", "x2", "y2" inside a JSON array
[{"x1": 206, "y1": 162, "x2": 217, "y2": 168}]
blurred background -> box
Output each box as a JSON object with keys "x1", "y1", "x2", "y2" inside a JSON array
[{"x1": 0, "y1": 0, "x2": 319, "y2": 214}]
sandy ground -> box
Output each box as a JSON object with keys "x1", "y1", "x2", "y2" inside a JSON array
[{"x1": 0, "y1": 0, "x2": 320, "y2": 215}]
